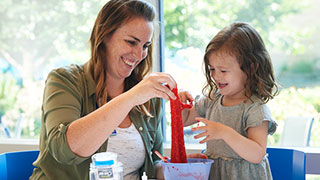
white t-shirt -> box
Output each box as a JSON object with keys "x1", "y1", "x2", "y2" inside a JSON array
[{"x1": 107, "y1": 123, "x2": 146, "y2": 180}]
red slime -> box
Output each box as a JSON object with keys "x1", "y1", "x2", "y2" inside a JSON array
[{"x1": 168, "y1": 86, "x2": 192, "y2": 163}]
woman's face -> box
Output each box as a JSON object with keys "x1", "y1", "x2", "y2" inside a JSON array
[{"x1": 104, "y1": 17, "x2": 153, "y2": 81}]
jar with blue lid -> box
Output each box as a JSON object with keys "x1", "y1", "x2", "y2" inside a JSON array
[{"x1": 90, "y1": 152, "x2": 123, "y2": 180}]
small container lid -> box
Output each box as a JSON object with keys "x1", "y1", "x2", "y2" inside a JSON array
[
  {"x1": 92, "y1": 152, "x2": 118, "y2": 166},
  {"x1": 94, "y1": 159, "x2": 115, "y2": 166}
]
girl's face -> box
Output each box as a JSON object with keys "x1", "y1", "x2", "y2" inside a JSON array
[
  {"x1": 104, "y1": 17, "x2": 153, "y2": 81},
  {"x1": 208, "y1": 52, "x2": 247, "y2": 100}
]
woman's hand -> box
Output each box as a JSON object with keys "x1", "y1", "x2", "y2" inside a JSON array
[
  {"x1": 155, "y1": 163, "x2": 165, "y2": 180},
  {"x1": 191, "y1": 117, "x2": 230, "y2": 143},
  {"x1": 127, "y1": 72, "x2": 177, "y2": 106},
  {"x1": 187, "y1": 153, "x2": 208, "y2": 159}
]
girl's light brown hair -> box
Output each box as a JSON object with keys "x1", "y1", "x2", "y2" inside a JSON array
[
  {"x1": 203, "y1": 22, "x2": 279, "y2": 103},
  {"x1": 89, "y1": 0, "x2": 155, "y2": 115}
]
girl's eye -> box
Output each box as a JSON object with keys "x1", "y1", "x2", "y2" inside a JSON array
[
  {"x1": 209, "y1": 67, "x2": 215, "y2": 71},
  {"x1": 221, "y1": 70, "x2": 227, "y2": 73}
]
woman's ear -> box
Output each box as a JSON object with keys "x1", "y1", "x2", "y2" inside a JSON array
[{"x1": 250, "y1": 62, "x2": 259, "y2": 72}]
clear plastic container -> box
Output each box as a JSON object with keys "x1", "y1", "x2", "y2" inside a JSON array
[
  {"x1": 160, "y1": 158, "x2": 214, "y2": 180},
  {"x1": 89, "y1": 152, "x2": 123, "y2": 180}
]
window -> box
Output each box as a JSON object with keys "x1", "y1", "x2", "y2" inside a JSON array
[
  {"x1": 0, "y1": 0, "x2": 159, "y2": 146},
  {"x1": 0, "y1": 1, "x2": 113, "y2": 140},
  {"x1": 163, "y1": 0, "x2": 320, "y2": 149}
]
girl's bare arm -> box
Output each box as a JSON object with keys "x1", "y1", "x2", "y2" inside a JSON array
[
  {"x1": 193, "y1": 118, "x2": 268, "y2": 164},
  {"x1": 179, "y1": 91, "x2": 200, "y2": 126}
]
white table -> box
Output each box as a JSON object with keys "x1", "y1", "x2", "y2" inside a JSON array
[
  {"x1": 276, "y1": 146, "x2": 320, "y2": 175},
  {"x1": 293, "y1": 147, "x2": 320, "y2": 175}
]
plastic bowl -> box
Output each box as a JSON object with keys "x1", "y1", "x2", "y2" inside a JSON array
[{"x1": 160, "y1": 158, "x2": 214, "y2": 180}]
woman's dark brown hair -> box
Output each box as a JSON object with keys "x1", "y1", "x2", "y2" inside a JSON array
[
  {"x1": 89, "y1": 0, "x2": 155, "y2": 114},
  {"x1": 203, "y1": 22, "x2": 279, "y2": 103}
]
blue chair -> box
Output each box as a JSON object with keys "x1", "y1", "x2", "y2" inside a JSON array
[
  {"x1": 267, "y1": 147, "x2": 305, "y2": 180},
  {"x1": 0, "y1": 150, "x2": 39, "y2": 180}
]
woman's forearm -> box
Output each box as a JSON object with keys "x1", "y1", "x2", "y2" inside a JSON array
[{"x1": 66, "y1": 91, "x2": 136, "y2": 157}]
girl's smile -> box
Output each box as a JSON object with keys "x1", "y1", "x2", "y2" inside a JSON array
[{"x1": 217, "y1": 82, "x2": 228, "y2": 89}]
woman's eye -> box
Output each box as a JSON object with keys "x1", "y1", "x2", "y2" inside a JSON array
[
  {"x1": 209, "y1": 68, "x2": 215, "y2": 71},
  {"x1": 221, "y1": 70, "x2": 227, "y2": 73},
  {"x1": 126, "y1": 40, "x2": 136, "y2": 46},
  {"x1": 143, "y1": 44, "x2": 150, "y2": 50}
]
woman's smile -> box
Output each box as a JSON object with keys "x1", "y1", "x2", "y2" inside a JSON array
[{"x1": 121, "y1": 56, "x2": 137, "y2": 67}]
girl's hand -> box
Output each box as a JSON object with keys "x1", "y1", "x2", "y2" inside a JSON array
[
  {"x1": 179, "y1": 90, "x2": 198, "y2": 126},
  {"x1": 178, "y1": 90, "x2": 194, "y2": 104},
  {"x1": 191, "y1": 117, "x2": 230, "y2": 143},
  {"x1": 128, "y1": 72, "x2": 177, "y2": 105},
  {"x1": 192, "y1": 118, "x2": 269, "y2": 164}
]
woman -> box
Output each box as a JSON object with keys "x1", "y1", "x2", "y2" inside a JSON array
[{"x1": 30, "y1": 0, "x2": 176, "y2": 179}]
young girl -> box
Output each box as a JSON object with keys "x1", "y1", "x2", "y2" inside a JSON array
[{"x1": 180, "y1": 22, "x2": 279, "y2": 180}]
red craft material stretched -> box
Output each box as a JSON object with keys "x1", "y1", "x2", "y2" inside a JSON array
[{"x1": 169, "y1": 86, "x2": 192, "y2": 163}]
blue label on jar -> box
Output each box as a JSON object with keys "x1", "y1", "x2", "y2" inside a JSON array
[{"x1": 95, "y1": 160, "x2": 114, "y2": 166}]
